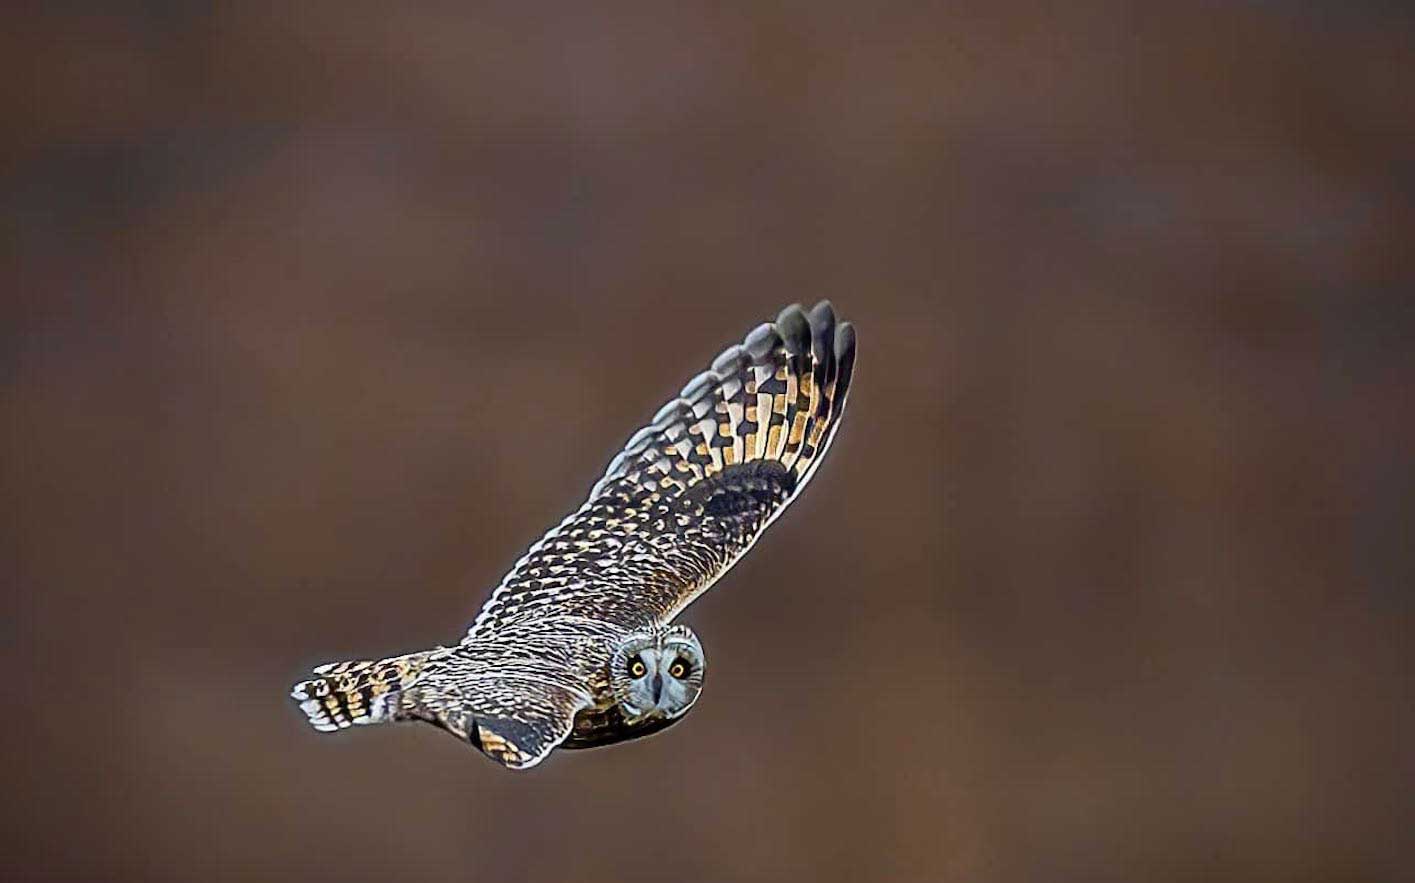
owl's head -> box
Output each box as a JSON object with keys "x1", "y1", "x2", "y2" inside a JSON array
[{"x1": 609, "y1": 624, "x2": 705, "y2": 723}]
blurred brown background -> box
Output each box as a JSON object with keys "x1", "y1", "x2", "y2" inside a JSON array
[{"x1": 4, "y1": 3, "x2": 1413, "y2": 882}]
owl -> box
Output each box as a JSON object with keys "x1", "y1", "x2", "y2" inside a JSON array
[{"x1": 290, "y1": 301, "x2": 855, "y2": 769}]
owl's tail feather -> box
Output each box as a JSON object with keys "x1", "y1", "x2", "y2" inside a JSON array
[{"x1": 290, "y1": 650, "x2": 432, "y2": 732}]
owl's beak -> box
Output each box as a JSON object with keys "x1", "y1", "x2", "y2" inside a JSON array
[{"x1": 650, "y1": 673, "x2": 664, "y2": 706}]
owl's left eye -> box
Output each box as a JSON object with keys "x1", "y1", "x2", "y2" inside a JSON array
[
  {"x1": 668, "y1": 658, "x2": 690, "y2": 679},
  {"x1": 628, "y1": 656, "x2": 647, "y2": 678}
]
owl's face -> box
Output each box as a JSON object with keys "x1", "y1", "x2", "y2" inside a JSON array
[{"x1": 610, "y1": 625, "x2": 705, "y2": 724}]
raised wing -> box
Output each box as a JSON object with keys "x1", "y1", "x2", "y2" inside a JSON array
[{"x1": 466, "y1": 301, "x2": 855, "y2": 638}]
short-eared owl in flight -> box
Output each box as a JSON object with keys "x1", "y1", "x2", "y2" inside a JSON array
[{"x1": 291, "y1": 302, "x2": 855, "y2": 769}]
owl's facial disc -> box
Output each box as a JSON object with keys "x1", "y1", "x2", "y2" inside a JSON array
[{"x1": 612, "y1": 627, "x2": 705, "y2": 723}]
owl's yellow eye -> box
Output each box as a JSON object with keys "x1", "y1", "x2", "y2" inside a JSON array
[
  {"x1": 629, "y1": 657, "x2": 647, "y2": 678},
  {"x1": 669, "y1": 659, "x2": 689, "y2": 679}
]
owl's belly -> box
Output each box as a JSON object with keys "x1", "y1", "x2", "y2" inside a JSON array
[{"x1": 562, "y1": 700, "x2": 684, "y2": 750}]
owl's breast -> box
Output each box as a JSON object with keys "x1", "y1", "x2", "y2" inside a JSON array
[{"x1": 562, "y1": 699, "x2": 684, "y2": 750}]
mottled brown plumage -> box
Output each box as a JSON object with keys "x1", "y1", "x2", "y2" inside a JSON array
[{"x1": 291, "y1": 301, "x2": 855, "y2": 769}]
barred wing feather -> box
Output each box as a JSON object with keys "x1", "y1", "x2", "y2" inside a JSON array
[{"x1": 466, "y1": 301, "x2": 856, "y2": 638}]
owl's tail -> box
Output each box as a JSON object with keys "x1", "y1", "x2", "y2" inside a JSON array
[{"x1": 289, "y1": 650, "x2": 432, "y2": 732}]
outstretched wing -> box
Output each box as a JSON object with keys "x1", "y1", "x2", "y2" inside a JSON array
[
  {"x1": 466, "y1": 301, "x2": 855, "y2": 637},
  {"x1": 401, "y1": 641, "x2": 597, "y2": 769}
]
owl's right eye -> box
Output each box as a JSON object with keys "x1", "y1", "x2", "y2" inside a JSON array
[{"x1": 628, "y1": 656, "x2": 647, "y2": 678}]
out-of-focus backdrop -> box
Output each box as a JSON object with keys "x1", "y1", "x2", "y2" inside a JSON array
[{"x1": 4, "y1": 3, "x2": 1412, "y2": 882}]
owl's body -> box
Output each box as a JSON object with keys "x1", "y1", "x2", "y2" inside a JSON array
[{"x1": 291, "y1": 302, "x2": 855, "y2": 769}]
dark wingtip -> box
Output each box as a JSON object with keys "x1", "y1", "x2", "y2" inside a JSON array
[
  {"x1": 834, "y1": 321, "x2": 856, "y2": 396},
  {"x1": 776, "y1": 303, "x2": 809, "y2": 338},
  {"x1": 807, "y1": 299, "x2": 836, "y2": 345},
  {"x1": 807, "y1": 300, "x2": 837, "y2": 382},
  {"x1": 778, "y1": 302, "x2": 808, "y2": 321},
  {"x1": 775, "y1": 304, "x2": 812, "y2": 376}
]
